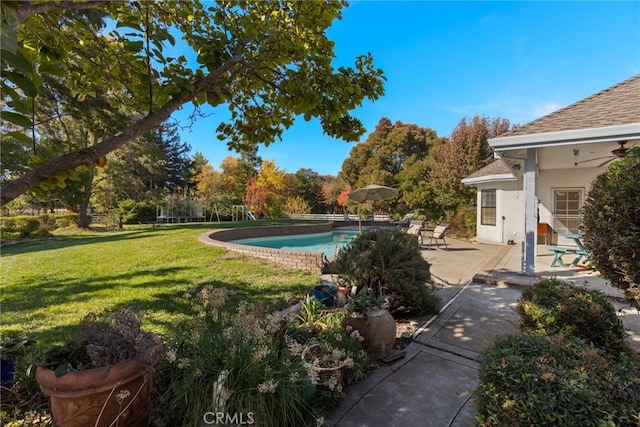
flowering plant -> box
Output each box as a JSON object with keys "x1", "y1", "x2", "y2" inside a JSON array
[{"x1": 158, "y1": 285, "x2": 371, "y2": 426}]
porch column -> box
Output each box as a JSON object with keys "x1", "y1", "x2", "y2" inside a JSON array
[{"x1": 522, "y1": 148, "x2": 537, "y2": 276}]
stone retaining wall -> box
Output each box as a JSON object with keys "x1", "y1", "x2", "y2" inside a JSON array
[{"x1": 198, "y1": 222, "x2": 334, "y2": 274}]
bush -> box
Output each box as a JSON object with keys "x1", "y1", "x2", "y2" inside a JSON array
[
  {"x1": 581, "y1": 146, "x2": 640, "y2": 307},
  {"x1": 450, "y1": 203, "x2": 476, "y2": 238},
  {"x1": 117, "y1": 199, "x2": 157, "y2": 224},
  {"x1": 156, "y1": 286, "x2": 368, "y2": 427},
  {"x1": 516, "y1": 278, "x2": 627, "y2": 353},
  {"x1": 333, "y1": 228, "x2": 440, "y2": 314},
  {"x1": 475, "y1": 333, "x2": 640, "y2": 426},
  {"x1": 0, "y1": 214, "x2": 79, "y2": 240}
]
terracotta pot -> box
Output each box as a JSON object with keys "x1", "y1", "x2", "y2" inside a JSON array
[
  {"x1": 344, "y1": 308, "x2": 396, "y2": 360},
  {"x1": 336, "y1": 286, "x2": 349, "y2": 306},
  {"x1": 36, "y1": 357, "x2": 153, "y2": 427},
  {"x1": 301, "y1": 344, "x2": 347, "y2": 388}
]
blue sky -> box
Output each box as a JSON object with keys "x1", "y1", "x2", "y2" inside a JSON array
[{"x1": 171, "y1": 1, "x2": 640, "y2": 176}]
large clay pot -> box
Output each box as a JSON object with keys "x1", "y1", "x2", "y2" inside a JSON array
[
  {"x1": 344, "y1": 308, "x2": 396, "y2": 360},
  {"x1": 36, "y1": 357, "x2": 153, "y2": 427}
]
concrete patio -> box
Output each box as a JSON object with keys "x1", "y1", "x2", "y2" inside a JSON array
[{"x1": 328, "y1": 236, "x2": 639, "y2": 426}]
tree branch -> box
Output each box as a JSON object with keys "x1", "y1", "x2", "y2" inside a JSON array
[
  {"x1": 0, "y1": 55, "x2": 243, "y2": 205},
  {"x1": 16, "y1": 1, "x2": 110, "y2": 25}
]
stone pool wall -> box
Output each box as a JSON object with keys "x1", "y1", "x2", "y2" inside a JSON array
[{"x1": 198, "y1": 222, "x2": 334, "y2": 274}]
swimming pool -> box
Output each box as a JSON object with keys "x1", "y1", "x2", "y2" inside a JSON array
[{"x1": 232, "y1": 230, "x2": 359, "y2": 258}]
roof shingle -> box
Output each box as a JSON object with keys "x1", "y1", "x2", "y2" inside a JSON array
[
  {"x1": 463, "y1": 159, "x2": 515, "y2": 180},
  {"x1": 504, "y1": 74, "x2": 640, "y2": 137}
]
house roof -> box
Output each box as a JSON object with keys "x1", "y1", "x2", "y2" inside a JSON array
[
  {"x1": 488, "y1": 74, "x2": 640, "y2": 152},
  {"x1": 461, "y1": 159, "x2": 518, "y2": 185},
  {"x1": 505, "y1": 74, "x2": 640, "y2": 137}
]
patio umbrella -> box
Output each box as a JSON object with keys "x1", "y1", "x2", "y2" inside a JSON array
[
  {"x1": 348, "y1": 185, "x2": 399, "y2": 230},
  {"x1": 348, "y1": 184, "x2": 399, "y2": 203}
]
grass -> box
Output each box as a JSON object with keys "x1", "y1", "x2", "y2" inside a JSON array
[{"x1": 0, "y1": 220, "x2": 322, "y2": 348}]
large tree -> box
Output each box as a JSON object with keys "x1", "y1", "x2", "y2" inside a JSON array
[
  {"x1": 0, "y1": 0, "x2": 385, "y2": 204},
  {"x1": 294, "y1": 168, "x2": 326, "y2": 213},
  {"x1": 340, "y1": 117, "x2": 442, "y2": 214},
  {"x1": 428, "y1": 115, "x2": 511, "y2": 211}
]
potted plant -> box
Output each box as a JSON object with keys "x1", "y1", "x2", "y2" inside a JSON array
[
  {"x1": 1, "y1": 334, "x2": 34, "y2": 394},
  {"x1": 35, "y1": 308, "x2": 163, "y2": 427},
  {"x1": 343, "y1": 293, "x2": 396, "y2": 360},
  {"x1": 334, "y1": 229, "x2": 440, "y2": 360}
]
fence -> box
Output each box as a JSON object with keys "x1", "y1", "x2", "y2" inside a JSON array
[{"x1": 285, "y1": 213, "x2": 391, "y2": 222}]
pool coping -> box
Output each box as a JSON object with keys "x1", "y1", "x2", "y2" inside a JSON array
[{"x1": 198, "y1": 222, "x2": 335, "y2": 273}]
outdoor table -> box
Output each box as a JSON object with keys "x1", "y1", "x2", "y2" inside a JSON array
[{"x1": 560, "y1": 233, "x2": 590, "y2": 267}]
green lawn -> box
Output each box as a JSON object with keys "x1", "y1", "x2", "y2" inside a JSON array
[{"x1": 1, "y1": 221, "x2": 320, "y2": 347}]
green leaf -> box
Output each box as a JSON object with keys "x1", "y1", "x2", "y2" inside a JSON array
[
  {"x1": 5, "y1": 71, "x2": 38, "y2": 97},
  {"x1": 3, "y1": 131, "x2": 33, "y2": 146},
  {"x1": 0, "y1": 22, "x2": 17, "y2": 54},
  {"x1": 123, "y1": 40, "x2": 144, "y2": 53},
  {"x1": 38, "y1": 62, "x2": 66, "y2": 76},
  {"x1": 6, "y1": 99, "x2": 33, "y2": 115},
  {"x1": 1, "y1": 111, "x2": 33, "y2": 128},
  {"x1": 0, "y1": 49, "x2": 32, "y2": 75},
  {"x1": 1, "y1": 81, "x2": 20, "y2": 102}
]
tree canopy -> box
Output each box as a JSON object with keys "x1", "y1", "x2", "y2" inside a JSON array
[
  {"x1": 0, "y1": 0, "x2": 385, "y2": 204},
  {"x1": 428, "y1": 115, "x2": 511, "y2": 212},
  {"x1": 340, "y1": 117, "x2": 443, "y2": 214}
]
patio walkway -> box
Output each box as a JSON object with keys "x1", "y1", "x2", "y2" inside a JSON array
[{"x1": 328, "y1": 236, "x2": 639, "y2": 426}]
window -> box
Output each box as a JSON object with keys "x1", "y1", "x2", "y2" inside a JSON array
[
  {"x1": 481, "y1": 189, "x2": 496, "y2": 226},
  {"x1": 553, "y1": 189, "x2": 583, "y2": 234}
]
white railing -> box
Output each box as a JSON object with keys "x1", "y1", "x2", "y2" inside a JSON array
[{"x1": 285, "y1": 213, "x2": 391, "y2": 221}]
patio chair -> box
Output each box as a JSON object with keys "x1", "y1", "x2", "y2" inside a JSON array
[
  {"x1": 426, "y1": 223, "x2": 449, "y2": 250},
  {"x1": 405, "y1": 220, "x2": 424, "y2": 245},
  {"x1": 393, "y1": 213, "x2": 414, "y2": 228}
]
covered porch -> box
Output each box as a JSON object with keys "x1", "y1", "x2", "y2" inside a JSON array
[{"x1": 479, "y1": 74, "x2": 640, "y2": 276}]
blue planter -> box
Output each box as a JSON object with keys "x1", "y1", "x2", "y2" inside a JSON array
[
  {"x1": 313, "y1": 284, "x2": 336, "y2": 307},
  {"x1": 1, "y1": 357, "x2": 16, "y2": 393}
]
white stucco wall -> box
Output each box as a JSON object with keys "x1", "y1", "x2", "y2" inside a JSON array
[
  {"x1": 536, "y1": 167, "x2": 602, "y2": 245},
  {"x1": 468, "y1": 166, "x2": 603, "y2": 247},
  {"x1": 474, "y1": 180, "x2": 524, "y2": 245}
]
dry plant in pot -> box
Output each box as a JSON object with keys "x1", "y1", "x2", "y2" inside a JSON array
[{"x1": 35, "y1": 308, "x2": 163, "y2": 427}]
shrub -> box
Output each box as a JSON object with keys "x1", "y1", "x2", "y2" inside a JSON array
[
  {"x1": 333, "y1": 228, "x2": 440, "y2": 314},
  {"x1": 37, "y1": 215, "x2": 57, "y2": 234},
  {"x1": 53, "y1": 214, "x2": 79, "y2": 229},
  {"x1": 450, "y1": 203, "x2": 476, "y2": 237},
  {"x1": 0, "y1": 214, "x2": 80, "y2": 240},
  {"x1": 516, "y1": 278, "x2": 627, "y2": 353},
  {"x1": 157, "y1": 286, "x2": 368, "y2": 427},
  {"x1": 117, "y1": 199, "x2": 157, "y2": 224},
  {"x1": 475, "y1": 333, "x2": 640, "y2": 426},
  {"x1": 581, "y1": 146, "x2": 640, "y2": 307},
  {"x1": 284, "y1": 196, "x2": 311, "y2": 216}
]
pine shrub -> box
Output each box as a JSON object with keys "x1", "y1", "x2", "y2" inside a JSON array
[{"x1": 333, "y1": 228, "x2": 439, "y2": 314}]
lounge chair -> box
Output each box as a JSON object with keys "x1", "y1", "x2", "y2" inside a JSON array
[
  {"x1": 426, "y1": 223, "x2": 449, "y2": 250},
  {"x1": 405, "y1": 220, "x2": 424, "y2": 245},
  {"x1": 393, "y1": 213, "x2": 414, "y2": 228}
]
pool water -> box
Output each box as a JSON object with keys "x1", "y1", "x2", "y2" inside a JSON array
[{"x1": 232, "y1": 230, "x2": 359, "y2": 258}]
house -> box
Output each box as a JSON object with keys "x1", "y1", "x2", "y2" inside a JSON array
[{"x1": 462, "y1": 74, "x2": 640, "y2": 275}]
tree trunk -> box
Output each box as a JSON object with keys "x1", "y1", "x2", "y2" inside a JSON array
[{"x1": 78, "y1": 170, "x2": 94, "y2": 228}]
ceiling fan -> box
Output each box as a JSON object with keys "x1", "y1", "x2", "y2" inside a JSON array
[{"x1": 574, "y1": 141, "x2": 630, "y2": 167}]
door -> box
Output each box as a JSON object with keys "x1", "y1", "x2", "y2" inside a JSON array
[{"x1": 552, "y1": 188, "x2": 583, "y2": 245}]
